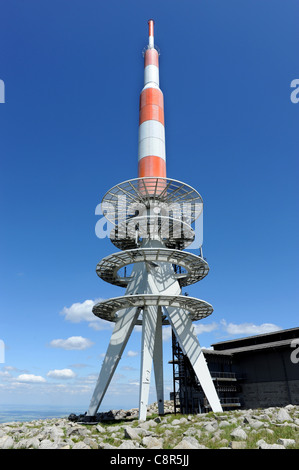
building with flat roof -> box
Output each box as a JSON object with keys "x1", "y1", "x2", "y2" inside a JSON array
[{"x1": 171, "y1": 327, "x2": 299, "y2": 413}]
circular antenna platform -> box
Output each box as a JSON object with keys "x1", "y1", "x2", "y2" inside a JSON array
[
  {"x1": 96, "y1": 247, "x2": 209, "y2": 288},
  {"x1": 92, "y1": 294, "x2": 213, "y2": 325},
  {"x1": 101, "y1": 177, "x2": 203, "y2": 226},
  {"x1": 109, "y1": 214, "x2": 195, "y2": 250}
]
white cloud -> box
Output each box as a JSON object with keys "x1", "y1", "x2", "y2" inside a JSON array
[
  {"x1": 194, "y1": 322, "x2": 219, "y2": 335},
  {"x1": 49, "y1": 336, "x2": 94, "y2": 351},
  {"x1": 60, "y1": 299, "x2": 103, "y2": 323},
  {"x1": 60, "y1": 299, "x2": 112, "y2": 330},
  {"x1": 0, "y1": 370, "x2": 11, "y2": 378},
  {"x1": 88, "y1": 319, "x2": 114, "y2": 331},
  {"x1": 77, "y1": 374, "x2": 98, "y2": 384},
  {"x1": 60, "y1": 299, "x2": 96, "y2": 323},
  {"x1": 220, "y1": 320, "x2": 281, "y2": 336},
  {"x1": 121, "y1": 366, "x2": 137, "y2": 371},
  {"x1": 47, "y1": 369, "x2": 76, "y2": 379},
  {"x1": 127, "y1": 350, "x2": 139, "y2": 357},
  {"x1": 69, "y1": 363, "x2": 88, "y2": 369},
  {"x1": 17, "y1": 374, "x2": 46, "y2": 383}
]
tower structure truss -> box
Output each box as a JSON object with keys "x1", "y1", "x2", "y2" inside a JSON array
[{"x1": 86, "y1": 20, "x2": 222, "y2": 421}]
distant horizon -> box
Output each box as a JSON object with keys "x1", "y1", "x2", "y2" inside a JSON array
[{"x1": 0, "y1": 402, "x2": 146, "y2": 424}]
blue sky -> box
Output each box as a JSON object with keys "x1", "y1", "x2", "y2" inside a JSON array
[{"x1": 0, "y1": 0, "x2": 298, "y2": 411}]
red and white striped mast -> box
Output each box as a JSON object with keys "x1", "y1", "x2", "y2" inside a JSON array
[{"x1": 138, "y1": 20, "x2": 166, "y2": 181}]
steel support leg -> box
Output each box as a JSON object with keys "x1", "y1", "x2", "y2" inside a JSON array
[
  {"x1": 88, "y1": 307, "x2": 140, "y2": 416},
  {"x1": 153, "y1": 306, "x2": 164, "y2": 415},
  {"x1": 139, "y1": 306, "x2": 158, "y2": 421},
  {"x1": 166, "y1": 306, "x2": 223, "y2": 413}
]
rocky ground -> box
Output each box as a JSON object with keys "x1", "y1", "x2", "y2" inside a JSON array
[{"x1": 0, "y1": 401, "x2": 299, "y2": 449}]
